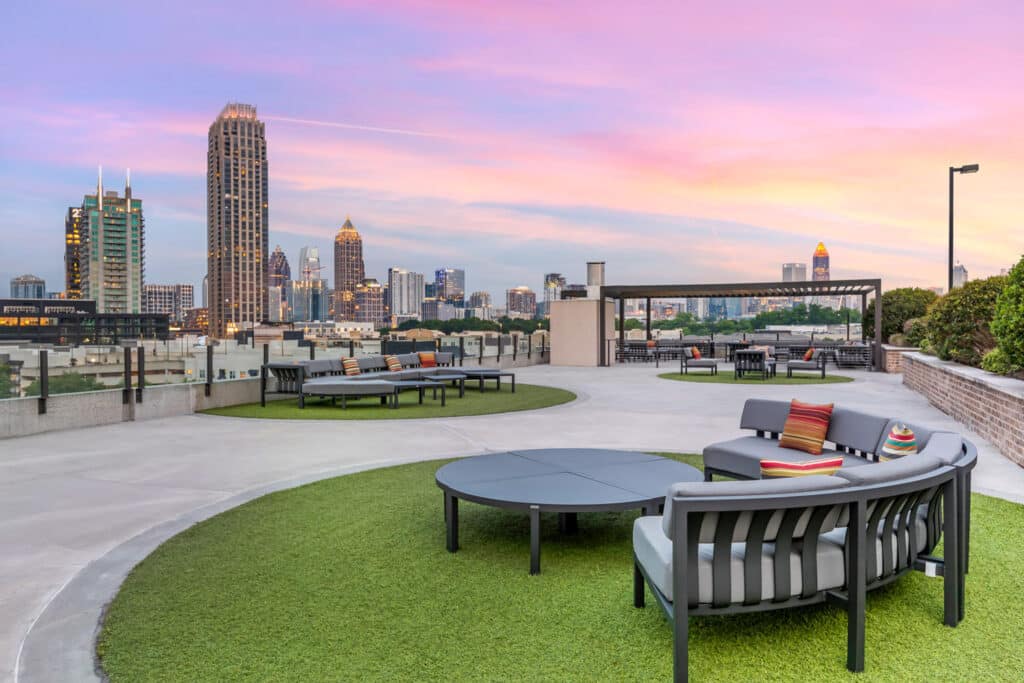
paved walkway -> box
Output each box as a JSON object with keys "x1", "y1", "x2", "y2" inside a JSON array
[{"x1": 3, "y1": 365, "x2": 1023, "y2": 681}]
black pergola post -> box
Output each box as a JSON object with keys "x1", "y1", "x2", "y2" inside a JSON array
[
  {"x1": 598, "y1": 291, "x2": 607, "y2": 366},
  {"x1": 873, "y1": 283, "x2": 882, "y2": 370},
  {"x1": 618, "y1": 297, "x2": 625, "y2": 358},
  {"x1": 645, "y1": 297, "x2": 652, "y2": 340},
  {"x1": 860, "y1": 294, "x2": 867, "y2": 342}
]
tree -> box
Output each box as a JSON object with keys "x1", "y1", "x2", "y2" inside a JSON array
[
  {"x1": 863, "y1": 288, "x2": 938, "y2": 343},
  {"x1": 25, "y1": 372, "x2": 110, "y2": 396},
  {"x1": 985, "y1": 255, "x2": 1024, "y2": 374},
  {"x1": 925, "y1": 275, "x2": 1007, "y2": 367},
  {"x1": 0, "y1": 363, "x2": 13, "y2": 398}
]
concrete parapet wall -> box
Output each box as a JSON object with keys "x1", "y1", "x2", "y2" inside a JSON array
[{"x1": 903, "y1": 353, "x2": 1024, "y2": 467}]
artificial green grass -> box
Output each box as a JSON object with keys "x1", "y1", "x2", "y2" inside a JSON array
[
  {"x1": 202, "y1": 383, "x2": 576, "y2": 420},
  {"x1": 97, "y1": 453, "x2": 1024, "y2": 682},
  {"x1": 659, "y1": 371, "x2": 854, "y2": 385}
]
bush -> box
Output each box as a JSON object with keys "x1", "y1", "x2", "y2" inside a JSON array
[
  {"x1": 902, "y1": 317, "x2": 928, "y2": 347},
  {"x1": 925, "y1": 275, "x2": 1007, "y2": 367},
  {"x1": 989, "y1": 255, "x2": 1024, "y2": 372},
  {"x1": 25, "y1": 372, "x2": 110, "y2": 396},
  {"x1": 864, "y1": 288, "x2": 938, "y2": 342},
  {"x1": 981, "y1": 348, "x2": 1024, "y2": 377},
  {"x1": 888, "y1": 333, "x2": 907, "y2": 346}
]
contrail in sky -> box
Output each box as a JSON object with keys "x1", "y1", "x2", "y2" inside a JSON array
[{"x1": 263, "y1": 115, "x2": 454, "y2": 139}]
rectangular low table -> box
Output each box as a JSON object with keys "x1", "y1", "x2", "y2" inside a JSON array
[
  {"x1": 389, "y1": 380, "x2": 446, "y2": 408},
  {"x1": 460, "y1": 369, "x2": 516, "y2": 393},
  {"x1": 426, "y1": 373, "x2": 466, "y2": 398}
]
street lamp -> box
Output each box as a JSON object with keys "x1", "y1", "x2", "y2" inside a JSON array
[{"x1": 948, "y1": 163, "x2": 980, "y2": 292}]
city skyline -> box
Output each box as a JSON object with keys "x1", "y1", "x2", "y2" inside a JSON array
[{"x1": 3, "y1": 3, "x2": 1023, "y2": 299}]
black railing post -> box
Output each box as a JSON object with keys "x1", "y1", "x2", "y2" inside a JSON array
[
  {"x1": 205, "y1": 344, "x2": 213, "y2": 397},
  {"x1": 309, "y1": 343, "x2": 315, "y2": 360},
  {"x1": 498, "y1": 335, "x2": 503, "y2": 363},
  {"x1": 136, "y1": 347, "x2": 145, "y2": 403},
  {"x1": 122, "y1": 347, "x2": 132, "y2": 405},
  {"x1": 528, "y1": 335, "x2": 532, "y2": 359},
  {"x1": 38, "y1": 349, "x2": 48, "y2": 415},
  {"x1": 459, "y1": 336, "x2": 465, "y2": 366},
  {"x1": 479, "y1": 335, "x2": 484, "y2": 365},
  {"x1": 513, "y1": 334, "x2": 518, "y2": 361},
  {"x1": 381, "y1": 339, "x2": 387, "y2": 356},
  {"x1": 260, "y1": 343, "x2": 269, "y2": 407},
  {"x1": 349, "y1": 339, "x2": 355, "y2": 357}
]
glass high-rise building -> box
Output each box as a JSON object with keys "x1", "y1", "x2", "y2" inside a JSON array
[
  {"x1": 435, "y1": 267, "x2": 465, "y2": 305},
  {"x1": 10, "y1": 274, "x2": 46, "y2": 299},
  {"x1": 207, "y1": 103, "x2": 268, "y2": 338},
  {"x1": 77, "y1": 168, "x2": 145, "y2": 313},
  {"x1": 387, "y1": 267, "x2": 425, "y2": 319},
  {"x1": 333, "y1": 217, "x2": 365, "y2": 321},
  {"x1": 542, "y1": 273, "x2": 566, "y2": 317},
  {"x1": 782, "y1": 263, "x2": 807, "y2": 282},
  {"x1": 267, "y1": 245, "x2": 292, "y2": 322},
  {"x1": 64, "y1": 207, "x2": 84, "y2": 298},
  {"x1": 812, "y1": 242, "x2": 830, "y2": 281},
  {"x1": 142, "y1": 284, "x2": 194, "y2": 322}
]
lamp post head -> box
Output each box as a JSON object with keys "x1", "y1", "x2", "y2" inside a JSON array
[{"x1": 954, "y1": 163, "x2": 980, "y2": 174}]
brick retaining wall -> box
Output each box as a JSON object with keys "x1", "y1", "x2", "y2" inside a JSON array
[
  {"x1": 903, "y1": 353, "x2": 1024, "y2": 467},
  {"x1": 882, "y1": 345, "x2": 918, "y2": 373}
]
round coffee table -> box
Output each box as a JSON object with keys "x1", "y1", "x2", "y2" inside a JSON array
[{"x1": 435, "y1": 449, "x2": 702, "y2": 574}]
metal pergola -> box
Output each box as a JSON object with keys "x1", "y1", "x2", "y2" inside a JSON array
[{"x1": 597, "y1": 278, "x2": 882, "y2": 368}]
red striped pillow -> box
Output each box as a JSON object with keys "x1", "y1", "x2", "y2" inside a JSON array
[
  {"x1": 760, "y1": 456, "x2": 843, "y2": 478},
  {"x1": 778, "y1": 399, "x2": 834, "y2": 455},
  {"x1": 341, "y1": 358, "x2": 361, "y2": 376}
]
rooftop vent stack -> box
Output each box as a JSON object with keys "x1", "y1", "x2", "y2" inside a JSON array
[{"x1": 586, "y1": 261, "x2": 605, "y2": 299}]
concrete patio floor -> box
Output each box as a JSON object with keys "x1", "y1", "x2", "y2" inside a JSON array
[{"x1": 3, "y1": 364, "x2": 1023, "y2": 682}]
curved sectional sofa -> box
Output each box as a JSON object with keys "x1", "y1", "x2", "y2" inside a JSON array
[{"x1": 633, "y1": 399, "x2": 976, "y2": 682}]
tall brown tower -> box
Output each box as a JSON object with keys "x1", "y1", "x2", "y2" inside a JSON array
[
  {"x1": 333, "y1": 217, "x2": 365, "y2": 320},
  {"x1": 207, "y1": 103, "x2": 268, "y2": 338}
]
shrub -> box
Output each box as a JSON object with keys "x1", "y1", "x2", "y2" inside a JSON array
[
  {"x1": 981, "y1": 348, "x2": 1024, "y2": 377},
  {"x1": 989, "y1": 255, "x2": 1024, "y2": 372},
  {"x1": 864, "y1": 288, "x2": 938, "y2": 342},
  {"x1": 888, "y1": 333, "x2": 907, "y2": 346},
  {"x1": 25, "y1": 372, "x2": 110, "y2": 396},
  {"x1": 902, "y1": 317, "x2": 928, "y2": 347},
  {"x1": 925, "y1": 275, "x2": 1007, "y2": 367}
]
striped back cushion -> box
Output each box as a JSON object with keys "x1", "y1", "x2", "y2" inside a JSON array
[
  {"x1": 691, "y1": 346, "x2": 702, "y2": 360},
  {"x1": 418, "y1": 351, "x2": 437, "y2": 368},
  {"x1": 803, "y1": 348, "x2": 815, "y2": 361},
  {"x1": 880, "y1": 424, "x2": 917, "y2": 461},
  {"x1": 384, "y1": 355, "x2": 403, "y2": 372},
  {"x1": 760, "y1": 456, "x2": 843, "y2": 478},
  {"x1": 778, "y1": 399, "x2": 834, "y2": 455},
  {"x1": 341, "y1": 358, "x2": 361, "y2": 376}
]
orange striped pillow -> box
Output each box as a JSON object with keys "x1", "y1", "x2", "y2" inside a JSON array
[
  {"x1": 418, "y1": 351, "x2": 437, "y2": 368},
  {"x1": 778, "y1": 399, "x2": 834, "y2": 455},
  {"x1": 342, "y1": 358, "x2": 361, "y2": 376},
  {"x1": 384, "y1": 355, "x2": 403, "y2": 372},
  {"x1": 760, "y1": 456, "x2": 843, "y2": 477}
]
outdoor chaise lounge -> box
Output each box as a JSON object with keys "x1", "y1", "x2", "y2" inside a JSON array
[
  {"x1": 787, "y1": 348, "x2": 827, "y2": 378},
  {"x1": 680, "y1": 347, "x2": 718, "y2": 375}
]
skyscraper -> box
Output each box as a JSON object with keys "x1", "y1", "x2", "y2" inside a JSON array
[
  {"x1": 782, "y1": 263, "x2": 807, "y2": 282},
  {"x1": 435, "y1": 267, "x2": 466, "y2": 305},
  {"x1": 291, "y1": 246, "x2": 327, "y2": 322},
  {"x1": 354, "y1": 278, "x2": 386, "y2": 326},
  {"x1": 812, "y1": 242, "x2": 830, "y2": 281},
  {"x1": 10, "y1": 274, "x2": 46, "y2": 299},
  {"x1": 468, "y1": 291, "x2": 491, "y2": 308},
  {"x1": 267, "y1": 245, "x2": 291, "y2": 322},
  {"x1": 78, "y1": 168, "x2": 145, "y2": 313},
  {"x1": 64, "y1": 207, "x2": 83, "y2": 298},
  {"x1": 268, "y1": 245, "x2": 291, "y2": 288},
  {"x1": 953, "y1": 263, "x2": 969, "y2": 289},
  {"x1": 207, "y1": 103, "x2": 268, "y2": 338},
  {"x1": 333, "y1": 217, "x2": 365, "y2": 321},
  {"x1": 387, "y1": 267, "x2": 425, "y2": 320},
  {"x1": 506, "y1": 286, "x2": 537, "y2": 319},
  {"x1": 542, "y1": 273, "x2": 566, "y2": 317}
]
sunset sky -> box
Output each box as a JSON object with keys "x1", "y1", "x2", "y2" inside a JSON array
[{"x1": 2, "y1": 1, "x2": 1022, "y2": 299}]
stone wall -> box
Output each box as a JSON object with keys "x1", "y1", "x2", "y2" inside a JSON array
[
  {"x1": 903, "y1": 353, "x2": 1024, "y2": 467},
  {"x1": 882, "y1": 345, "x2": 919, "y2": 373}
]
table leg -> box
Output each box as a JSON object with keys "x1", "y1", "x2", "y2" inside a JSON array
[
  {"x1": 418, "y1": 386, "x2": 424, "y2": 404},
  {"x1": 445, "y1": 493, "x2": 459, "y2": 552},
  {"x1": 511, "y1": 375, "x2": 516, "y2": 393},
  {"x1": 530, "y1": 505, "x2": 541, "y2": 575},
  {"x1": 479, "y1": 377, "x2": 485, "y2": 392},
  {"x1": 440, "y1": 385, "x2": 446, "y2": 407},
  {"x1": 558, "y1": 512, "x2": 578, "y2": 534},
  {"x1": 458, "y1": 379, "x2": 465, "y2": 398}
]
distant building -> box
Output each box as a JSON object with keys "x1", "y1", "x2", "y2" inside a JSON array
[
  {"x1": 142, "y1": 284, "x2": 194, "y2": 322},
  {"x1": 424, "y1": 282, "x2": 437, "y2": 298},
  {"x1": 0, "y1": 298, "x2": 168, "y2": 344},
  {"x1": 182, "y1": 307, "x2": 209, "y2": 335},
  {"x1": 543, "y1": 273, "x2": 566, "y2": 317},
  {"x1": 812, "y1": 242, "x2": 830, "y2": 281},
  {"x1": 64, "y1": 207, "x2": 84, "y2": 298},
  {"x1": 928, "y1": 286, "x2": 945, "y2": 296},
  {"x1": 207, "y1": 103, "x2": 268, "y2": 338},
  {"x1": 506, "y1": 286, "x2": 537, "y2": 319},
  {"x1": 782, "y1": 263, "x2": 807, "y2": 282},
  {"x1": 421, "y1": 297, "x2": 459, "y2": 321},
  {"x1": 10, "y1": 274, "x2": 46, "y2": 299},
  {"x1": 268, "y1": 245, "x2": 291, "y2": 289},
  {"x1": 686, "y1": 298, "x2": 708, "y2": 320},
  {"x1": 334, "y1": 218, "x2": 365, "y2": 321},
  {"x1": 202, "y1": 275, "x2": 208, "y2": 308},
  {"x1": 267, "y1": 245, "x2": 291, "y2": 321},
  {"x1": 75, "y1": 168, "x2": 145, "y2": 313},
  {"x1": 468, "y1": 291, "x2": 491, "y2": 308},
  {"x1": 435, "y1": 267, "x2": 465, "y2": 305},
  {"x1": 353, "y1": 278, "x2": 386, "y2": 327},
  {"x1": 290, "y1": 279, "x2": 329, "y2": 322},
  {"x1": 388, "y1": 267, "x2": 425, "y2": 319},
  {"x1": 267, "y1": 286, "x2": 286, "y2": 322},
  {"x1": 953, "y1": 263, "x2": 969, "y2": 289}
]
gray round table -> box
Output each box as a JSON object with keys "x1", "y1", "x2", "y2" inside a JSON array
[{"x1": 435, "y1": 449, "x2": 702, "y2": 574}]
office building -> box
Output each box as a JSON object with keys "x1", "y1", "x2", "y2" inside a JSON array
[
  {"x1": 207, "y1": 102, "x2": 269, "y2": 338},
  {"x1": 267, "y1": 245, "x2": 291, "y2": 322},
  {"x1": 387, "y1": 267, "x2": 425, "y2": 319},
  {"x1": 506, "y1": 286, "x2": 537, "y2": 319},
  {"x1": 353, "y1": 278, "x2": 386, "y2": 327},
  {"x1": 953, "y1": 263, "x2": 969, "y2": 289},
  {"x1": 290, "y1": 278, "x2": 329, "y2": 322},
  {"x1": 543, "y1": 273, "x2": 566, "y2": 317},
  {"x1": 10, "y1": 274, "x2": 46, "y2": 300},
  {"x1": 182, "y1": 307, "x2": 209, "y2": 335},
  {"x1": 64, "y1": 206, "x2": 84, "y2": 298},
  {"x1": 0, "y1": 298, "x2": 168, "y2": 344},
  {"x1": 142, "y1": 284, "x2": 194, "y2": 322},
  {"x1": 686, "y1": 297, "x2": 708, "y2": 320},
  {"x1": 468, "y1": 291, "x2": 491, "y2": 308},
  {"x1": 333, "y1": 217, "x2": 365, "y2": 321},
  {"x1": 74, "y1": 168, "x2": 144, "y2": 313},
  {"x1": 268, "y1": 245, "x2": 291, "y2": 288},
  {"x1": 421, "y1": 297, "x2": 459, "y2": 322},
  {"x1": 435, "y1": 267, "x2": 465, "y2": 305},
  {"x1": 812, "y1": 242, "x2": 830, "y2": 281},
  {"x1": 782, "y1": 263, "x2": 807, "y2": 282},
  {"x1": 202, "y1": 275, "x2": 208, "y2": 307}
]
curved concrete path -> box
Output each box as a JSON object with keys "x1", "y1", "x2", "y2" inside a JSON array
[{"x1": 4, "y1": 365, "x2": 1023, "y2": 682}]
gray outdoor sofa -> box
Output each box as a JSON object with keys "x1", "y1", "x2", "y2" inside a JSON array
[
  {"x1": 679, "y1": 347, "x2": 718, "y2": 375},
  {"x1": 633, "y1": 398, "x2": 976, "y2": 681},
  {"x1": 787, "y1": 348, "x2": 827, "y2": 378}
]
